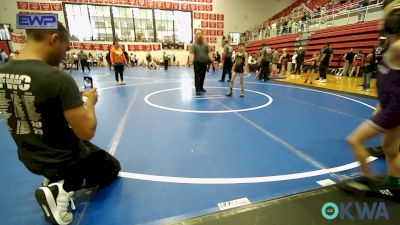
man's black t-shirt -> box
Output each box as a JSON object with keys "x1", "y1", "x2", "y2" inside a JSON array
[
  {"x1": 321, "y1": 47, "x2": 332, "y2": 65},
  {"x1": 345, "y1": 52, "x2": 355, "y2": 63},
  {"x1": 0, "y1": 60, "x2": 83, "y2": 175},
  {"x1": 373, "y1": 44, "x2": 386, "y2": 64}
]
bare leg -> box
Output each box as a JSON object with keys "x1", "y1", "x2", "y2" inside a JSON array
[
  {"x1": 347, "y1": 121, "x2": 382, "y2": 176},
  {"x1": 382, "y1": 126, "x2": 400, "y2": 178}
]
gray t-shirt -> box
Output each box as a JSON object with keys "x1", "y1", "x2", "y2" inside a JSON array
[
  {"x1": 272, "y1": 51, "x2": 280, "y2": 64},
  {"x1": 190, "y1": 42, "x2": 209, "y2": 64},
  {"x1": 224, "y1": 44, "x2": 233, "y2": 59}
]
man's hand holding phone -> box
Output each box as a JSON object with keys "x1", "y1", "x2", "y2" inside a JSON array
[{"x1": 82, "y1": 88, "x2": 98, "y2": 105}]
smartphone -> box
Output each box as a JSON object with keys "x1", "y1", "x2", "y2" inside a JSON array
[{"x1": 83, "y1": 76, "x2": 93, "y2": 90}]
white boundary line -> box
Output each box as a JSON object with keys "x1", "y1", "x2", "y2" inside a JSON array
[
  {"x1": 98, "y1": 80, "x2": 378, "y2": 184},
  {"x1": 144, "y1": 87, "x2": 273, "y2": 113}
]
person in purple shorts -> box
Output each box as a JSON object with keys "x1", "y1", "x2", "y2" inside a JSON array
[{"x1": 346, "y1": 0, "x2": 400, "y2": 200}]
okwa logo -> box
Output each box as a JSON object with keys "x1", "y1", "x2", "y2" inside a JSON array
[{"x1": 322, "y1": 202, "x2": 390, "y2": 220}]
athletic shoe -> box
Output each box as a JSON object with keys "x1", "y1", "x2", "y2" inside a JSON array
[
  {"x1": 227, "y1": 80, "x2": 231, "y2": 82},
  {"x1": 367, "y1": 146, "x2": 385, "y2": 158},
  {"x1": 116, "y1": 82, "x2": 120, "y2": 86},
  {"x1": 240, "y1": 90, "x2": 244, "y2": 97},
  {"x1": 338, "y1": 176, "x2": 400, "y2": 202},
  {"x1": 43, "y1": 178, "x2": 50, "y2": 187},
  {"x1": 366, "y1": 88, "x2": 370, "y2": 92},
  {"x1": 226, "y1": 88, "x2": 232, "y2": 96},
  {"x1": 358, "y1": 86, "x2": 364, "y2": 90},
  {"x1": 195, "y1": 91, "x2": 202, "y2": 96},
  {"x1": 219, "y1": 79, "x2": 224, "y2": 82},
  {"x1": 201, "y1": 89, "x2": 206, "y2": 93},
  {"x1": 121, "y1": 81, "x2": 126, "y2": 85},
  {"x1": 35, "y1": 181, "x2": 75, "y2": 225},
  {"x1": 319, "y1": 79, "x2": 327, "y2": 83}
]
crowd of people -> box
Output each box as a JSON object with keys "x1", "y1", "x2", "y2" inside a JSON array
[{"x1": 244, "y1": 0, "x2": 381, "y2": 41}]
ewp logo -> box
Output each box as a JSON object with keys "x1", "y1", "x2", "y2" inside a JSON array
[
  {"x1": 17, "y1": 14, "x2": 58, "y2": 29},
  {"x1": 322, "y1": 202, "x2": 389, "y2": 220}
]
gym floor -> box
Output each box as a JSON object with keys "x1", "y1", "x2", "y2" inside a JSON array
[{"x1": 0, "y1": 66, "x2": 387, "y2": 225}]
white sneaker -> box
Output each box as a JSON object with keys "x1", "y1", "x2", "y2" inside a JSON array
[
  {"x1": 35, "y1": 181, "x2": 75, "y2": 225},
  {"x1": 366, "y1": 88, "x2": 370, "y2": 92},
  {"x1": 358, "y1": 86, "x2": 364, "y2": 90},
  {"x1": 116, "y1": 81, "x2": 120, "y2": 86},
  {"x1": 120, "y1": 81, "x2": 126, "y2": 85},
  {"x1": 319, "y1": 79, "x2": 327, "y2": 83}
]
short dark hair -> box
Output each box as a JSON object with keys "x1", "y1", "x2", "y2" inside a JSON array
[
  {"x1": 26, "y1": 21, "x2": 70, "y2": 41},
  {"x1": 324, "y1": 43, "x2": 330, "y2": 46},
  {"x1": 239, "y1": 42, "x2": 245, "y2": 46},
  {"x1": 261, "y1": 43, "x2": 267, "y2": 47}
]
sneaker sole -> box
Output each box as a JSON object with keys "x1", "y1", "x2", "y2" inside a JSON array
[{"x1": 35, "y1": 187, "x2": 72, "y2": 225}]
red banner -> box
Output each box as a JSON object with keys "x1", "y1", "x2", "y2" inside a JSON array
[
  {"x1": 139, "y1": 0, "x2": 149, "y2": 7},
  {"x1": 210, "y1": 29, "x2": 216, "y2": 36},
  {"x1": 209, "y1": 14, "x2": 216, "y2": 20},
  {"x1": 173, "y1": 2, "x2": 180, "y2": 10},
  {"x1": 206, "y1": 4, "x2": 212, "y2": 11},
  {"x1": 51, "y1": 3, "x2": 63, "y2": 11},
  {"x1": 17, "y1": 1, "x2": 29, "y2": 10},
  {"x1": 197, "y1": 4, "x2": 205, "y2": 11},
  {"x1": 128, "y1": 45, "x2": 137, "y2": 51},
  {"x1": 205, "y1": 0, "x2": 213, "y2": 3},
  {"x1": 194, "y1": 12, "x2": 201, "y2": 19},
  {"x1": 180, "y1": 3, "x2": 189, "y2": 11},
  {"x1": 89, "y1": 0, "x2": 98, "y2": 3},
  {"x1": 152, "y1": 44, "x2": 161, "y2": 51},
  {"x1": 153, "y1": 1, "x2": 163, "y2": 9},
  {"x1": 101, "y1": 44, "x2": 111, "y2": 51},
  {"x1": 217, "y1": 22, "x2": 224, "y2": 29},
  {"x1": 28, "y1": 2, "x2": 41, "y2": 10},
  {"x1": 217, "y1": 14, "x2": 224, "y2": 21},
  {"x1": 189, "y1": 4, "x2": 197, "y2": 11},
  {"x1": 217, "y1": 30, "x2": 224, "y2": 36},
  {"x1": 164, "y1": 2, "x2": 173, "y2": 9},
  {"x1": 40, "y1": 3, "x2": 51, "y2": 11},
  {"x1": 202, "y1": 29, "x2": 209, "y2": 35},
  {"x1": 11, "y1": 33, "x2": 25, "y2": 43},
  {"x1": 201, "y1": 21, "x2": 208, "y2": 28},
  {"x1": 198, "y1": 0, "x2": 205, "y2": 2},
  {"x1": 209, "y1": 21, "x2": 216, "y2": 28},
  {"x1": 83, "y1": 43, "x2": 92, "y2": 50},
  {"x1": 201, "y1": 13, "x2": 208, "y2": 20},
  {"x1": 93, "y1": 44, "x2": 101, "y2": 50}
]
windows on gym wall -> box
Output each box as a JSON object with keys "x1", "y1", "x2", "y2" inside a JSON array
[{"x1": 64, "y1": 3, "x2": 192, "y2": 43}]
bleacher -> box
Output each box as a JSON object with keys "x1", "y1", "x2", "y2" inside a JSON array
[
  {"x1": 306, "y1": 20, "x2": 380, "y2": 67},
  {"x1": 246, "y1": 20, "x2": 380, "y2": 68},
  {"x1": 246, "y1": 34, "x2": 300, "y2": 57}
]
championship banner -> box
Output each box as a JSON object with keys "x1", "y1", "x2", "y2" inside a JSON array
[
  {"x1": 11, "y1": 33, "x2": 25, "y2": 43},
  {"x1": 194, "y1": 12, "x2": 201, "y2": 19},
  {"x1": 197, "y1": 4, "x2": 205, "y2": 11},
  {"x1": 205, "y1": 4, "x2": 212, "y2": 11},
  {"x1": 209, "y1": 29, "x2": 216, "y2": 36},
  {"x1": 153, "y1": 44, "x2": 161, "y2": 51},
  {"x1": 217, "y1": 30, "x2": 224, "y2": 36},
  {"x1": 209, "y1": 21, "x2": 216, "y2": 28},
  {"x1": 201, "y1": 13, "x2": 208, "y2": 20},
  {"x1": 217, "y1": 22, "x2": 224, "y2": 29},
  {"x1": 201, "y1": 21, "x2": 208, "y2": 28},
  {"x1": 209, "y1": 14, "x2": 216, "y2": 20},
  {"x1": 217, "y1": 14, "x2": 224, "y2": 21},
  {"x1": 162, "y1": 42, "x2": 184, "y2": 50}
]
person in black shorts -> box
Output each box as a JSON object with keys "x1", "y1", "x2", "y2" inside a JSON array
[
  {"x1": 0, "y1": 22, "x2": 120, "y2": 224},
  {"x1": 346, "y1": 1, "x2": 400, "y2": 200},
  {"x1": 304, "y1": 52, "x2": 319, "y2": 84},
  {"x1": 226, "y1": 42, "x2": 249, "y2": 97}
]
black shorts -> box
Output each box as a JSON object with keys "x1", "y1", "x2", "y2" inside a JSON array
[
  {"x1": 234, "y1": 67, "x2": 244, "y2": 73},
  {"x1": 308, "y1": 65, "x2": 317, "y2": 71},
  {"x1": 369, "y1": 111, "x2": 400, "y2": 132}
]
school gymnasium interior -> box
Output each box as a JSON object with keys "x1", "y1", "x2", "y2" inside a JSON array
[{"x1": 0, "y1": 0, "x2": 399, "y2": 224}]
